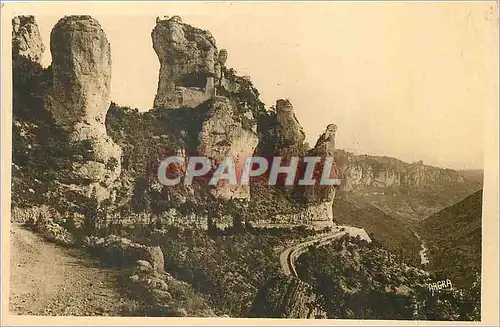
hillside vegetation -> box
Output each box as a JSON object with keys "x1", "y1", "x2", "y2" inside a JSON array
[
  {"x1": 295, "y1": 235, "x2": 480, "y2": 321},
  {"x1": 419, "y1": 190, "x2": 482, "y2": 289}
]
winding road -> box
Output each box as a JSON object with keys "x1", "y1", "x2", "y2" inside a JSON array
[{"x1": 280, "y1": 225, "x2": 371, "y2": 277}]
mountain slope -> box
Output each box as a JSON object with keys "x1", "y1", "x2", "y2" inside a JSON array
[
  {"x1": 333, "y1": 194, "x2": 421, "y2": 264},
  {"x1": 419, "y1": 190, "x2": 482, "y2": 288}
]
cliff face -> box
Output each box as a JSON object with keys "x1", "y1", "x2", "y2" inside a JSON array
[
  {"x1": 10, "y1": 14, "x2": 482, "y2": 319},
  {"x1": 337, "y1": 153, "x2": 471, "y2": 191},
  {"x1": 303, "y1": 124, "x2": 338, "y2": 200},
  {"x1": 297, "y1": 124, "x2": 339, "y2": 225},
  {"x1": 12, "y1": 16, "x2": 48, "y2": 121},
  {"x1": 12, "y1": 15, "x2": 122, "y2": 206},
  {"x1": 152, "y1": 16, "x2": 221, "y2": 109},
  {"x1": 333, "y1": 150, "x2": 480, "y2": 222},
  {"x1": 336, "y1": 151, "x2": 466, "y2": 192},
  {"x1": 49, "y1": 16, "x2": 111, "y2": 131}
]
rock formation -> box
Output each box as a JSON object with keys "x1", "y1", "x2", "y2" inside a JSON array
[
  {"x1": 295, "y1": 124, "x2": 338, "y2": 225},
  {"x1": 50, "y1": 16, "x2": 111, "y2": 132},
  {"x1": 335, "y1": 151, "x2": 467, "y2": 192},
  {"x1": 12, "y1": 15, "x2": 47, "y2": 118},
  {"x1": 250, "y1": 275, "x2": 324, "y2": 318},
  {"x1": 48, "y1": 16, "x2": 122, "y2": 201},
  {"x1": 84, "y1": 235, "x2": 165, "y2": 272},
  {"x1": 303, "y1": 124, "x2": 338, "y2": 199},
  {"x1": 198, "y1": 97, "x2": 259, "y2": 200},
  {"x1": 274, "y1": 99, "x2": 306, "y2": 156},
  {"x1": 12, "y1": 15, "x2": 45, "y2": 63},
  {"x1": 152, "y1": 16, "x2": 223, "y2": 109}
]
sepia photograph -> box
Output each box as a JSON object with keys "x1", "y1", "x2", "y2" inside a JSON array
[{"x1": 1, "y1": 1, "x2": 498, "y2": 325}]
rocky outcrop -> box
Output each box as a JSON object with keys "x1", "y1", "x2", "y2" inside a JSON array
[
  {"x1": 198, "y1": 97, "x2": 259, "y2": 200},
  {"x1": 26, "y1": 218, "x2": 76, "y2": 246},
  {"x1": 13, "y1": 205, "x2": 76, "y2": 246},
  {"x1": 274, "y1": 99, "x2": 306, "y2": 156},
  {"x1": 84, "y1": 234, "x2": 165, "y2": 273},
  {"x1": 11, "y1": 15, "x2": 48, "y2": 120},
  {"x1": 250, "y1": 275, "x2": 324, "y2": 318},
  {"x1": 48, "y1": 16, "x2": 122, "y2": 201},
  {"x1": 312, "y1": 124, "x2": 337, "y2": 155},
  {"x1": 152, "y1": 16, "x2": 221, "y2": 109},
  {"x1": 122, "y1": 260, "x2": 215, "y2": 317},
  {"x1": 12, "y1": 16, "x2": 45, "y2": 63},
  {"x1": 85, "y1": 234, "x2": 214, "y2": 316},
  {"x1": 299, "y1": 124, "x2": 338, "y2": 223}
]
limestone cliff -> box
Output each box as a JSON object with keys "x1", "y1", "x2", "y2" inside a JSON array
[
  {"x1": 49, "y1": 16, "x2": 122, "y2": 201},
  {"x1": 152, "y1": 16, "x2": 220, "y2": 109},
  {"x1": 333, "y1": 150, "x2": 480, "y2": 221},
  {"x1": 335, "y1": 151, "x2": 467, "y2": 192},
  {"x1": 335, "y1": 150, "x2": 472, "y2": 198},
  {"x1": 11, "y1": 13, "x2": 479, "y2": 232}
]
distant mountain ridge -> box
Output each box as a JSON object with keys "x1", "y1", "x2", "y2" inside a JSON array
[{"x1": 334, "y1": 149, "x2": 482, "y2": 221}]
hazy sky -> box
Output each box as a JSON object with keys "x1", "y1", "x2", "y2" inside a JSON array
[{"x1": 28, "y1": 2, "x2": 497, "y2": 170}]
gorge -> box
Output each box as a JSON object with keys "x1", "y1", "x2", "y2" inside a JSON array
[{"x1": 10, "y1": 14, "x2": 483, "y2": 320}]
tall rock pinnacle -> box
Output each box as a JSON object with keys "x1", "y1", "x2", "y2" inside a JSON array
[
  {"x1": 152, "y1": 15, "x2": 220, "y2": 109},
  {"x1": 49, "y1": 16, "x2": 121, "y2": 201},
  {"x1": 12, "y1": 15, "x2": 45, "y2": 63},
  {"x1": 313, "y1": 124, "x2": 337, "y2": 156},
  {"x1": 12, "y1": 15, "x2": 46, "y2": 115},
  {"x1": 50, "y1": 16, "x2": 112, "y2": 131},
  {"x1": 300, "y1": 124, "x2": 339, "y2": 224},
  {"x1": 274, "y1": 99, "x2": 306, "y2": 156}
]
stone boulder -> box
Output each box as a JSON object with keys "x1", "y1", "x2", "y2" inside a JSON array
[
  {"x1": 84, "y1": 235, "x2": 165, "y2": 273},
  {"x1": 121, "y1": 265, "x2": 215, "y2": 317},
  {"x1": 198, "y1": 97, "x2": 258, "y2": 200},
  {"x1": 152, "y1": 15, "x2": 220, "y2": 109}
]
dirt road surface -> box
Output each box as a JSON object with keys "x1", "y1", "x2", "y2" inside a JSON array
[{"x1": 9, "y1": 224, "x2": 136, "y2": 316}]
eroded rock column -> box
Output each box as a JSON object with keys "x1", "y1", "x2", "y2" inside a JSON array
[
  {"x1": 301, "y1": 124, "x2": 338, "y2": 225},
  {"x1": 49, "y1": 16, "x2": 121, "y2": 201},
  {"x1": 152, "y1": 16, "x2": 219, "y2": 109},
  {"x1": 12, "y1": 15, "x2": 45, "y2": 63},
  {"x1": 274, "y1": 99, "x2": 306, "y2": 156}
]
